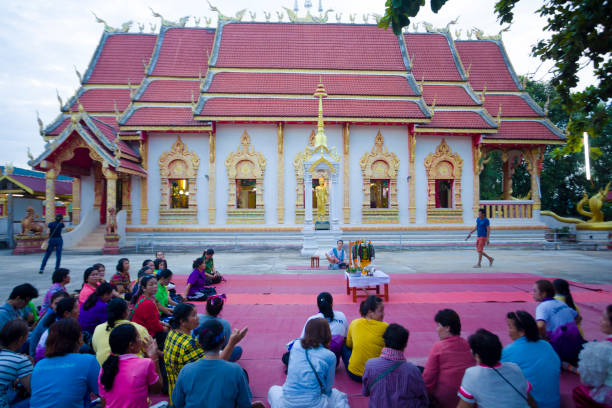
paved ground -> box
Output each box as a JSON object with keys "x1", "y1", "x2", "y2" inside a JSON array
[{"x1": 1, "y1": 247, "x2": 611, "y2": 302}]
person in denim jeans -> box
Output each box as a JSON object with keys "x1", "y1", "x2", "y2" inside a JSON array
[{"x1": 39, "y1": 214, "x2": 65, "y2": 274}]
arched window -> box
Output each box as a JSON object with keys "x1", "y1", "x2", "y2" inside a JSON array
[{"x1": 424, "y1": 139, "x2": 463, "y2": 223}]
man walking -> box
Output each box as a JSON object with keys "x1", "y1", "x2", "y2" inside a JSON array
[{"x1": 467, "y1": 209, "x2": 493, "y2": 268}]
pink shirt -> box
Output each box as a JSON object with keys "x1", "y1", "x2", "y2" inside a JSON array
[
  {"x1": 422, "y1": 335, "x2": 475, "y2": 408},
  {"x1": 98, "y1": 354, "x2": 158, "y2": 408},
  {"x1": 78, "y1": 284, "x2": 96, "y2": 307}
]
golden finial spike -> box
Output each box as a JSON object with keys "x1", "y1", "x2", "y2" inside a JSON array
[
  {"x1": 497, "y1": 104, "x2": 502, "y2": 124},
  {"x1": 481, "y1": 83, "x2": 487, "y2": 103},
  {"x1": 313, "y1": 82, "x2": 328, "y2": 148},
  {"x1": 466, "y1": 62, "x2": 472, "y2": 79}
]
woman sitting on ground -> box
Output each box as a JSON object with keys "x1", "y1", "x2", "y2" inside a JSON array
[
  {"x1": 458, "y1": 329, "x2": 536, "y2": 408},
  {"x1": 172, "y1": 319, "x2": 261, "y2": 408},
  {"x1": 78, "y1": 282, "x2": 114, "y2": 335},
  {"x1": 155, "y1": 269, "x2": 177, "y2": 316},
  {"x1": 554, "y1": 278, "x2": 584, "y2": 338},
  {"x1": 130, "y1": 275, "x2": 169, "y2": 342},
  {"x1": 35, "y1": 296, "x2": 80, "y2": 362},
  {"x1": 78, "y1": 266, "x2": 100, "y2": 307},
  {"x1": 202, "y1": 248, "x2": 223, "y2": 283},
  {"x1": 40, "y1": 268, "x2": 70, "y2": 316},
  {"x1": 269, "y1": 318, "x2": 349, "y2": 408},
  {"x1": 99, "y1": 324, "x2": 162, "y2": 408},
  {"x1": 502, "y1": 310, "x2": 561, "y2": 408},
  {"x1": 0, "y1": 320, "x2": 33, "y2": 408},
  {"x1": 195, "y1": 295, "x2": 242, "y2": 362},
  {"x1": 341, "y1": 295, "x2": 388, "y2": 382},
  {"x1": 573, "y1": 304, "x2": 612, "y2": 407},
  {"x1": 301, "y1": 292, "x2": 347, "y2": 362},
  {"x1": 110, "y1": 258, "x2": 131, "y2": 295},
  {"x1": 29, "y1": 290, "x2": 69, "y2": 357},
  {"x1": 422, "y1": 308, "x2": 475, "y2": 408},
  {"x1": 30, "y1": 319, "x2": 100, "y2": 408},
  {"x1": 153, "y1": 258, "x2": 167, "y2": 276},
  {"x1": 185, "y1": 258, "x2": 217, "y2": 301},
  {"x1": 92, "y1": 297, "x2": 151, "y2": 366}
]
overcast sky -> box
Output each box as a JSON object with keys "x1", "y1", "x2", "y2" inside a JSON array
[{"x1": 0, "y1": 0, "x2": 595, "y2": 169}]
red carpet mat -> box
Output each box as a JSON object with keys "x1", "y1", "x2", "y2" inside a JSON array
[{"x1": 161, "y1": 272, "x2": 611, "y2": 407}]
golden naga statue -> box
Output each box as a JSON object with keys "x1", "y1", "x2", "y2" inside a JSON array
[
  {"x1": 314, "y1": 178, "x2": 328, "y2": 222},
  {"x1": 20, "y1": 207, "x2": 44, "y2": 235},
  {"x1": 577, "y1": 182, "x2": 611, "y2": 223}
]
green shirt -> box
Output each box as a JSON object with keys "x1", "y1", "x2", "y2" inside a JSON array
[
  {"x1": 205, "y1": 258, "x2": 214, "y2": 274},
  {"x1": 155, "y1": 283, "x2": 169, "y2": 307}
]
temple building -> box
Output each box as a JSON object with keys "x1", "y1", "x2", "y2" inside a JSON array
[{"x1": 29, "y1": 19, "x2": 564, "y2": 251}]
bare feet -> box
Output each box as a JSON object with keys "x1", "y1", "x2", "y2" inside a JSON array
[
  {"x1": 489, "y1": 258, "x2": 494, "y2": 267},
  {"x1": 472, "y1": 264, "x2": 481, "y2": 268}
]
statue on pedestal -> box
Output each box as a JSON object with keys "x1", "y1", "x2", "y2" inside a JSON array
[
  {"x1": 314, "y1": 178, "x2": 328, "y2": 223},
  {"x1": 20, "y1": 207, "x2": 44, "y2": 235}
]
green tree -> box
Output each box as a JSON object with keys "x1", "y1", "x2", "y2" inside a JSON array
[{"x1": 382, "y1": 0, "x2": 611, "y2": 154}]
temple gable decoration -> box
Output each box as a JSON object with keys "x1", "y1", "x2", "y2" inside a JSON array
[
  {"x1": 225, "y1": 130, "x2": 266, "y2": 224},
  {"x1": 424, "y1": 138, "x2": 464, "y2": 223},
  {"x1": 359, "y1": 131, "x2": 400, "y2": 223},
  {"x1": 158, "y1": 136, "x2": 200, "y2": 224}
]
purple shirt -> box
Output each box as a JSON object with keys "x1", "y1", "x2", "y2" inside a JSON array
[
  {"x1": 79, "y1": 299, "x2": 108, "y2": 334},
  {"x1": 187, "y1": 268, "x2": 207, "y2": 297},
  {"x1": 362, "y1": 349, "x2": 429, "y2": 408},
  {"x1": 41, "y1": 283, "x2": 64, "y2": 316}
]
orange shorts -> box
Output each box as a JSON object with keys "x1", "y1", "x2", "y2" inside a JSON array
[{"x1": 476, "y1": 237, "x2": 487, "y2": 252}]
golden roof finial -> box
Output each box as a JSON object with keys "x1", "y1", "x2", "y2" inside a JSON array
[
  {"x1": 313, "y1": 80, "x2": 328, "y2": 149},
  {"x1": 465, "y1": 62, "x2": 472, "y2": 79},
  {"x1": 481, "y1": 83, "x2": 487, "y2": 103},
  {"x1": 113, "y1": 100, "x2": 121, "y2": 121},
  {"x1": 77, "y1": 98, "x2": 85, "y2": 113},
  {"x1": 497, "y1": 103, "x2": 502, "y2": 124},
  {"x1": 419, "y1": 74, "x2": 425, "y2": 94}
]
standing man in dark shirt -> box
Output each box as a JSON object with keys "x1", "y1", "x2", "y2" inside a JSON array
[
  {"x1": 467, "y1": 208, "x2": 494, "y2": 268},
  {"x1": 39, "y1": 214, "x2": 65, "y2": 274}
]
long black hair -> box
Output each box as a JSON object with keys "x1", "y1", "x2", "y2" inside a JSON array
[
  {"x1": 507, "y1": 310, "x2": 540, "y2": 342},
  {"x1": 100, "y1": 324, "x2": 138, "y2": 391},
  {"x1": 553, "y1": 279, "x2": 577, "y2": 311},
  {"x1": 169, "y1": 303, "x2": 195, "y2": 329},
  {"x1": 106, "y1": 298, "x2": 129, "y2": 331},
  {"x1": 317, "y1": 292, "x2": 334, "y2": 321},
  {"x1": 131, "y1": 275, "x2": 157, "y2": 305},
  {"x1": 116, "y1": 258, "x2": 129, "y2": 273},
  {"x1": 81, "y1": 266, "x2": 97, "y2": 289},
  {"x1": 82, "y1": 283, "x2": 113, "y2": 311},
  {"x1": 192, "y1": 257, "x2": 205, "y2": 270}
]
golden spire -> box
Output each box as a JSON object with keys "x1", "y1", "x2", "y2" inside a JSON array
[{"x1": 313, "y1": 78, "x2": 328, "y2": 149}]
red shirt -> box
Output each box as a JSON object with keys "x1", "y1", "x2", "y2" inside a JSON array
[{"x1": 131, "y1": 296, "x2": 164, "y2": 337}]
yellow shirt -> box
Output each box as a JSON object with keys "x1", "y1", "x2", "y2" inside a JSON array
[
  {"x1": 345, "y1": 318, "x2": 388, "y2": 376},
  {"x1": 91, "y1": 319, "x2": 152, "y2": 365}
]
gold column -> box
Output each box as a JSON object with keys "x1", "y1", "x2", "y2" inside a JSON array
[
  {"x1": 122, "y1": 176, "x2": 132, "y2": 224},
  {"x1": 103, "y1": 167, "x2": 118, "y2": 222},
  {"x1": 472, "y1": 143, "x2": 482, "y2": 218},
  {"x1": 208, "y1": 130, "x2": 216, "y2": 224},
  {"x1": 139, "y1": 139, "x2": 148, "y2": 225},
  {"x1": 277, "y1": 123, "x2": 285, "y2": 224},
  {"x1": 408, "y1": 128, "x2": 416, "y2": 223},
  {"x1": 45, "y1": 168, "x2": 57, "y2": 223},
  {"x1": 71, "y1": 177, "x2": 81, "y2": 225},
  {"x1": 342, "y1": 123, "x2": 350, "y2": 223}
]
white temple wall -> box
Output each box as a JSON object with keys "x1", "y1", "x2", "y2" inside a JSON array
[
  {"x1": 283, "y1": 124, "x2": 316, "y2": 225},
  {"x1": 147, "y1": 132, "x2": 208, "y2": 226},
  {"x1": 81, "y1": 172, "x2": 95, "y2": 217},
  {"x1": 130, "y1": 175, "x2": 140, "y2": 225}
]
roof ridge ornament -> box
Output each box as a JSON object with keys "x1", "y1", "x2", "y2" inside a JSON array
[
  {"x1": 335, "y1": 12, "x2": 342, "y2": 22},
  {"x1": 113, "y1": 100, "x2": 121, "y2": 122},
  {"x1": 454, "y1": 29, "x2": 462, "y2": 39},
  {"x1": 194, "y1": 17, "x2": 201, "y2": 26},
  {"x1": 481, "y1": 83, "x2": 487, "y2": 103},
  {"x1": 264, "y1": 11, "x2": 271, "y2": 22},
  {"x1": 56, "y1": 90, "x2": 63, "y2": 111},
  {"x1": 349, "y1": 14, "x2": 356, "y2": 24},
  {"x1": 74, "y1": 65, "x2": 83, "y2": 84},
  {"x1": 419, "y1": 74, "x2": 425, "y2": 94},
  {"x1": 276, "y1": 11, "x2": 284, "y2": 22},
  {"x1": 149, "y1": 23, "x2": 157, "y2": 33},
  {"x1": 36, "y1": 111, "x2": 44, "y2": 136},
  {"x1": 313, "y1": 81, "x2": 328, "y2": 149},
  {"x1": 249, "y1": 12, "x2": 256, "y2": 22},
  {"x1": 138, "y1": 22, "x2": 145, "y2": 33},
  {"x1": 91, "y1": 12, "x2": 132, "y2": 33},
  {"x1": 191, "y1": 91, "x2": 197, "y2": 114},
  {"x1": 497, "y1": 104, "x2": 503, "y2": 125},
  {"x1": 465, "y1": 62, "x2": 472, "y2": 79}
]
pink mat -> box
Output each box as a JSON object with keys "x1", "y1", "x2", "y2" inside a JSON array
[{"x1": 157, "y1": 272, "x2": 611, "y2": 406}]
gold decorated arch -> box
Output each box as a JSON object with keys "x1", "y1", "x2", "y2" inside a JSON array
[
  {"x1": 225, "y1": 131, "x2": 266, "y2": 224},
  {"x1": 293, "y1": 130, "x2": 316, "y2": 224},
  {"x1": 158, "y1": 136, "x2": 200, "y2": 224},
  {"x1": 424, "y1": 138, "x2": 463, "y2": 223},
  {"x1": 359, "y1": 131, "x2": 399, "y2": 223}
]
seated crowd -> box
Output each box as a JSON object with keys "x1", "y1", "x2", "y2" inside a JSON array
[{"x1": 0, "y1": 250, "x2": 609, "y2": 408}]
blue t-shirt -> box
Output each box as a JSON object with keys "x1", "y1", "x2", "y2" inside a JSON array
[
  {"x1": 502, "y1": 337, "x2": 561, "y2": 408},
  {"x1": 476, "y1": 217, "x2": 490, "y2": 237},
  {"x1": 30, "y1": 353, "x2": 99, "y2": 408}
]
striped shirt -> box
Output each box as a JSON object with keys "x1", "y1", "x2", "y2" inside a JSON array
[
  {"x1": 0, "y1": 350, "x2": 33, "y2": 408},
  {"x1": 458, "y1": 363, "x2": 531, "y2": 408}
]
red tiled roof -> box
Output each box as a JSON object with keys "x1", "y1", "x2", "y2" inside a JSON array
[
  {"x1": 404, "y1": 33, "x2": 463, "y2": 81},
  {"x1": 88, "y1": 118, "x2": 137, "y2": 158},
  {"x1": 87, "y1": 34, "x2": 157, "y2": 84},
  {"x1": 70, "y1": 89, "x2": 131, "y2": 112},
  {"x1": 422, "y1": 85, "x2": 479, "y2": 106},
  {"x1": 90, "y1": 115, "x2": 119, "y2": 130},
  {"x1": 207, "y1": 72, "x2": 417, "y2": 96},
  {"x1": 455, "y1": 41, "x2": 519, "y2": 91},
  {"x1": 118, "y1": 158, "x2": 146, "y2": 176},
  {"x1": 486, "y1": 120, "x2": 563, "y2": 140},
  {"x1": 483, "y1": 94, "x2": 541, "y2": 117},
  {"x1": 198, "y1": 97, "x2": 427, "y2": 119},
  {"x1": 9, "y1": 174, "x2": 72, "y2": 195},
  {"x1": 418, "y1": 110, "x2": 495, "y2": 129},
  {"x1": 215, "y1": 23, "x2": 406, "y2": 70},
  {"x1": 123, "y1": 107, "x2": 203, "y2": 127},
  {"x1": 151, "y1": 28, "x2": 215, "y2": 77},
  {"x1": 47, "y1": 118, "x2": 70, "y2": 136},
  {"x1": 139, "y1": 80, "x2": 200, "y2": 103}
]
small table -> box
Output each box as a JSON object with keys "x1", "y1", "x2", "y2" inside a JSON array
[{"x1": 345, "y1": 270, "x2": 390, "y2": 302}]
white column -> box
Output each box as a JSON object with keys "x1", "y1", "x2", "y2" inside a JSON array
[
  {"x1": 330, "y1": 171, "x2": 340, "y2": 231},
  {"x1": 303, "y1": 172, "x2": 313, "y2": 229}
]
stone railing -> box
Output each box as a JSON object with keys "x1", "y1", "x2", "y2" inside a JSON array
[{"x1": 480, "y1": 200, "x2": 534, "y2": 219}]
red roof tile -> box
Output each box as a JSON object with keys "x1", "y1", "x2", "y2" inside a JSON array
[
  {"x1": 207, "y1": 72, "x2": 417, "y2": 96},
  {"x1": 47, "y1": 118, "x2": 70, "y2": 136},
  {"x1": 139, "y1": 80, "x2": 200, "y2": 103},
  {"x1": 418, "y1": 110, "x2": 495, "y2": 129},
  {"x1": 483, "y1": 94, "x2": 541, "y2": 117},
  {"x1": 404, "y1": 33, "x2": 463, "y2": 81},
  {"x1": 198, "y1": 97, "x2": 427, "y2": 119},
  {"x1": 87, "y1": 34, "x2": 157, "y2": 84},
  {"x1": 70, "y1": 89, "x2": 131, "y2": 112},
  {"x1": 9, "y1": 174, "x2": 72, "y2": 195},
  {"x1": 422, "y1": 85, "x2": 479, "y2": 106},
  {"x1": 123, "y1": 107, "x2": 203, "y2": 127},
  {"x1": 487, "y1": 121, "x2": 563, "y2": 140},
  {"x1": 215, "y1": 23, "x2": 405, "y2": 70},
  {"x1": 91, "y1": 115, "x2": 119, "y2": 130},
  {"x1": 151, "y1": 28, "x2": 215, "y2": 77},
  {"x1": 455, "y1": 41, "x2": 519, "y2": 91},
  {"x1": 118, "y1": 158, "x2": 146, "y2": 175}
]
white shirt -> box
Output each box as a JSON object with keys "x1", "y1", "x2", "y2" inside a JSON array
[
  {"x1": 300, "y1": 311, "x2": 348, "y2": 338},
  {"x1": 535, "y1": 298, "x2": 577, "y2": 332}
]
